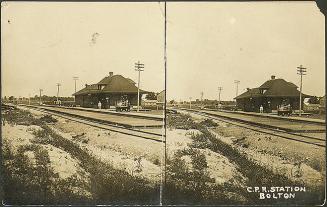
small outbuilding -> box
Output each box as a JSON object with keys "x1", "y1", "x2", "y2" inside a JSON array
[
  {"x1": 235, "y1": 75, "x2": 311, "y2": 112},
  {"x1": 73, "y1": 72, "x2": 148, "y2": 108}
]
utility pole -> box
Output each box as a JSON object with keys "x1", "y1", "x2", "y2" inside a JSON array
[
  {"x1": 218, "y1": 87, "x2": 223, "y2": 103},
  {"x1": 39, "y1": 89, "x2": 43, "y2": 105},
  {"x1": 217, "y1": 87, "x2": 223, "y2": 110},
  {"x1": 135, "y1": 61, "x2": 144, "y2": 112},
  {"x1": 200, "y1": 91, "x2": 204, "y2": 108},
  {"x1": 297, "y1": 65, "x2": 307, "y2": 116},
  {"x1": 234, "y1": 80, "x2": 240, "y2": 98},
  {"x1": 189, "y1": 97, "x2": 192, "y2": 109},
  {"x1": 28, "y1": 93, "x2": 31, "y2": 105},
  {"x1": 56, "y1": 83, "x2": 61, "y2": 103},
  {"x1": 73, "y1": 77, "x2": 79, "y2": 102}
]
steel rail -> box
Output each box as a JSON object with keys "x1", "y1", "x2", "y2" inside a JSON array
[
  {"x1": 175, "y1": 108, "x2": 325, "y2": 148},
  {"x1": 21, "y1": 105, "x2": 165, "y2": 143}
]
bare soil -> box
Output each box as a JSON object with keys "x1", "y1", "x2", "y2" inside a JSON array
[
  {"x1": 2, "y1": 107, "x2": 161, "y2": 204},
  {"x1": 164, "y1": 111, "x2": 325, "y2": 205}
]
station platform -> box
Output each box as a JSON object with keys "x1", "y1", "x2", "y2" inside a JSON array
[
  {"x1": 178, "y1": 108, "x2": 325, "y2": 133},
  {"x1": 216, "y1": 109, "x2": 325, "y2": 125},
  {"x1": 42, "y1": 105, "x2": 164, "y2": 121},
  {"x1": 24, "y1": 105, "x2": 164, "y2": 128}
]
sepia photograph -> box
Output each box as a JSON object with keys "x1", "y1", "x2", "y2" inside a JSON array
[
  {"x1": 1, "y1": 0, "x2": 326, "y2": 206},
  {"x1": 165, "y1": 1, "x2": 325, "y2": 205},
  {"x1": 1, "y1": 2, "x2": 165, "y2": 205}
]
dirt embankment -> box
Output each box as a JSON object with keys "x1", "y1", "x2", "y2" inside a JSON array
[
  {"x1": 164, "y1": 111, "x2": 325, "y2": 205},
  {"x1": 2, "y1": 107, "x2": 160, "y2": 205}
]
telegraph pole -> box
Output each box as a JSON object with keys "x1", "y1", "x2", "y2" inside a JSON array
[
  {"x1": 217, "y1": 87, "x2": 223, "y2": 110},
  {"x1": 39, "y1": 89, "x2": 43, "y2": 105},
  {"x1": 135, "y1": 61, "x2": 144, "y2": 112},
  {"x1": 56, "y1": 83, "x2": 61, "y2": 103},
  {"x1": 189, "y1": 97, "x2": 192, "y2": 109},
  {"x1": 73, "y1": 77, "x2": 79, "y2": 102},
  {"x1": 200, "y1": 92, "x2": 204, "y2": 108},
  {"x1": 297, "y1": 65, "x2": 307, "y2": 116},
  {"x1": 218, "y1": 87, "x2": 223, "y2": 103},
  {"x1": 234, "y1": 80, "x2": 240, "y2": 97}
]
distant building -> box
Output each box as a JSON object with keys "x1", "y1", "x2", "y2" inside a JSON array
[
  {"x1": 235, "y1": 75, "x2": 311, "y2": 112},
  {"x1": 73, "y1": 72, "x2": 148, "y2": 108},
  {"x1": 142, "y1": 99, "x2": 157, "y2": 107}
]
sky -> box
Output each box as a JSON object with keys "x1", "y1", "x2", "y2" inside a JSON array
[
  {"x1": 1, "y1": 2, "x2": 165, "y2": 98},
  {"x1": 166, "y1": 1, "x2": 325, "y2": 101},
  {"x1": 1, "y1": 2, "x2": 325, "y2": 101}
]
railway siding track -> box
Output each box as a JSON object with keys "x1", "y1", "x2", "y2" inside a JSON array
[
  {"x1": 172, "y1": 108, "x2": 326, "y2": 148},
  {"x1": 18, "y1": 104, "x2": 165, "y2": 143},
  {"x1": 22, "y1": 104, "x2": 164, "y2": 128},
  {"x1": 180, "y1": 108, "x2": 325, "y2": 133},
  {"x1": 39, "y1": 104, "x2": 164, "y2": 121}
]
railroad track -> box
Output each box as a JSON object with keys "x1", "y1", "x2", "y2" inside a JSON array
[
  {"x1": 20, "y1": 105, "x2": 165, "y2": 143},
  {"x1": 173, "y1": 108, "x2": 326, "y2": 148}
]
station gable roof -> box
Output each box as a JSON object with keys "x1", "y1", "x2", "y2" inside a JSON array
[
  {"x1": 235, "y1": 88, "x2": 262, "y2": 99},
  {"x1": 235, "y1": 78, "x2": 310, "y2": 99},
  {"x1": 73, "y1": 74, "x2": 148, "y2": 96}
]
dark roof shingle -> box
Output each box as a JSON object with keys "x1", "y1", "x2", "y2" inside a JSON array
[
  {"x1": 73, "y1": 74, "x2": 148, "y2": 96},
  {"x1": 235, "y1": 78, "x2": 311, "y2": 99}
]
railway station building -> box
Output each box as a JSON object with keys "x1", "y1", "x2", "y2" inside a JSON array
[
  {"x1": 73, "y1": 72, "x2": 148, "y2": 108},
  {"x1": 235, "y1": 75, "x2": 311, "y2": 112}
]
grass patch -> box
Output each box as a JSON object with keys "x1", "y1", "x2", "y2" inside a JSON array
[
  {"x1": 164, "y1": 147, "x2": 243, "y2": 205},
  {"x1": 166, "y1": 113, "x2": 200, "y2": 130},
  {"x1": 39, "y1": 114, "x2": 58, "y2": 123},
  {"x1": 165, "y1": 112, "x2": 325, "y2": 205},
  {"x1": 199, "y1": 118, "x2": 218, "y2": 127},
  {"x1": 2, "y1": 108, "x2": 159, "y2": 205},
  {"x1": 3, "y1": 108, "x2": 43, "y2": 126},
  {"x1": 3, "y1": 144, "x2": 89, "y2": 205},
  {"x1": 39, "y1": 125, "x2": 159, "y2": 204}
]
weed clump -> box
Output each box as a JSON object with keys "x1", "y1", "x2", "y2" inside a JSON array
[
  {"x1": 165, "y1": 147, "x2": 239, "y2": 204},
  {"x1": 3, "y1": 144, "x2": 88, "y2": 205},
  {"x1": 39, "y1": 115, "x2": 58, "y2": 123},
  {"x1": 165, "y1": 113, "x2": 325, "y2": 205},
  {"x1": 166, "y1": 113, "x2": 198, "y2": 130},
  {"x1": 199, "y1": 119, "x2": 218, "y2": 127},
  {"x1": 3, "y1": 109, "x2": 42, "y2": 126},
  {"x1": 189, "y1": 131, "x2": 212, "y2": 149},
  {"x1": 3, "y1": 108, "x2": 159, "y2": 205}
]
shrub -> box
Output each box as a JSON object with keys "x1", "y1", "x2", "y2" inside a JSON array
[
  {"x1": 3, "y1": 109, "x2": 42, "y2": 126},
  {"x1": 3, "y1": 108, "x2": 159, "y2": 204},
  {"x1": 34, "y1": 125, "x2": 159, "y2": 204},
  {"x1": 166, "y1": 113, "x2": 198, "y2": 130},
  {"x1": 199, "y1": 119, "x2": 218, "y2": 127},
  {"x1": 165, "y1": 148, "x2": 237, "y2": 205},
  {"x1": 165, "y1": 113, "x2": 325, "y2": 205},
  {"x1": 189, "y1": 131, "x2": 212, "y2": 149},
  {"x1": 39, "y1": 115, "x2": 57, "y2": 123}
]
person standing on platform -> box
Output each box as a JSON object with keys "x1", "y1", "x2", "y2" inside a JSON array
[{"x1": 259, "y1": 105, "x2": 264, "y2": 113}]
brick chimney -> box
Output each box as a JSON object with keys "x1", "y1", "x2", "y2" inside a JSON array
[
  {"x1": 109, "y1": 72, "x2": 113, "y2": 77},
  {"x1": 271, "y1": 75, "x2": 276, "y2": 80}
]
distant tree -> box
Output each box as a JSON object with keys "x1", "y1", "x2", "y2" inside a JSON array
[
  {"x1": 9, "y1": 96, "x2": 14, "y2": 101},
  {"x1": 169, "y1": 100, "x2": 175, "y2": 104},
  {"x1": 308, "y1": 96, "x2": 320, "y2": 104},
  {"x1": 145, "y1": 92, "x2": 157, "y2": 100}
]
